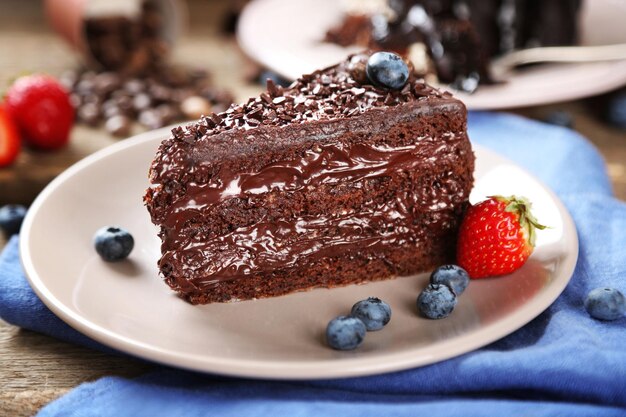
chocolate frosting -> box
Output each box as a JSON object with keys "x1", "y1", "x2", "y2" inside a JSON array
[{"x1": 152, "y1": 53, "x2": 452, "y2": 162}]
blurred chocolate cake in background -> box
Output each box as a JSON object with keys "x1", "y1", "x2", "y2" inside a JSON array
[{"x1": 326, "y1": 0, "x2": 582, "y2": 92}]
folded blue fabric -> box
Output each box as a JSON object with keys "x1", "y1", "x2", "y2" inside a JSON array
[{"x1": 1, "y1": 112, "x2": 625, "y2": 416}]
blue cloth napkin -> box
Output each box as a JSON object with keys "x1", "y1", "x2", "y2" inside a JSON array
[{"x1": 1, "y1": 112, "x2": 626, "y2": 416}]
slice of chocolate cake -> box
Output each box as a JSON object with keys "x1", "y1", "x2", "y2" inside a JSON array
[{"x1": 144, "y1": 53, "x2": 474, "y2": 304}]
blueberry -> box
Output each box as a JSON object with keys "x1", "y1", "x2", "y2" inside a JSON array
[
  {"x1": 544, "y1": 110, "x2": 574, "y2": 129},
  {"x1": 0, "y1": 205, "x2": 27, "y2": 236},
  {"x1": 606, "y1": 90, "x2": 626, "y2": 129},
  {"x1": 430, "y1": 265, "x2": 470, "y2": 295},
  {"x1": 366, "y1": 52, "x2": 409, "y2": 90},
  {"x1": 94, "y1": 226, "x2": 134, "y2": 262},
  {"x1": 351, "y1": 297, "x2": 392, "y2": 331},
  {"x1": 326, "y1": 315, "x2": 367, "y2": 350},
  {"x1": 584, "y1": 287, "x2": 626, "y2": 321},
  {"x1": 417, "y1": 284, "x2": 457, "y2": 319}
]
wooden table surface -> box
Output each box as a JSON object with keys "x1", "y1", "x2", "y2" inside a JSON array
[{"x1": 1, "y1": 1, "x2": 625, "y2": 415}]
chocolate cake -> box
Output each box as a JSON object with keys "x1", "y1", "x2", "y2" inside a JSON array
[
  {"x1": 326, "y1": 0, "x2": 582, "y2": 91},
  {"x1": 144, "y1": 53, "x2": 474, "y2": 304}
]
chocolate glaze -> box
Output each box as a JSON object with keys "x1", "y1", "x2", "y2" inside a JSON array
[
  {"x1": 159, "y1": 134, "x2": 470, "y2": 287},
  {"x1": 163, "y1": 133, "x2": 459, "y2": 227},
  {"x1": 163, "y1": 203, "x2": 429, "y2": 289}
]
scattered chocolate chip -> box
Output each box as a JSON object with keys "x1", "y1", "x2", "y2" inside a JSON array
[
  {"x1": 166, "y1": 53, "x2": 443, "y2": 141},
  {"x1": 93, "y1": 72, "x2": 121, "y2": 94},
  {"x1": 350, "y1": 87, "x2": 365, "y2": 96},
  {"x1": 272, "y1": 96, "x2": 287, "y2": 105},
  {"x1": 77, "y1": 102, "x2": 101, "y2": 126},
  {"x1": 105, "y1": 115, "x2": 132, "y2": 137},
  {"x1": 133, "y1": 93, "x2": 152, "y2": 111},
  {"x1": 156, "y1": 103, "x2": 180, "y2": 124},
  {"x1": 347, "y1": 54, "x2": 369, "y2": 85},
  {"x1": 246, "y1": 107, "x2": 263, "y2": 120},
  {"x1": 69, "y1": 62, "x2": 233, "y2": 135},
  {"x1": 69, "y1": 93, "x2": 82, "y2": 108},
  {"x1": 116, "y1": 95, "x2": 134, "y2": 113},
  {"x1": 266, "y1": 79, "x2": 280, "y2": 97},
  {"x1": 149, "y1": 83, "x2": 171, "y2": 102},
  {"x1": 260, "y1": 93, "x2": 272, "y2": 104},
  {"x1": 76, "y1": 78, "x2": 95, "y2": 94},
  {"x1": 139, "y1": 109, "x2": 165, "y2": 129},
  {"x1": 105, "y1": 106, "x2": 123, "y2": 120},
  {"x1": 208, "y1": 113, "x2": 222, "y2": 125},
  {"x1": 124, "y1": 79, "x2": 145, "y2": 94}
]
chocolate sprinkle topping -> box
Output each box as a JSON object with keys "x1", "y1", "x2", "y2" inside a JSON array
[{"x1": 171, "y1": 53, "x2": 449, "y2": 142}]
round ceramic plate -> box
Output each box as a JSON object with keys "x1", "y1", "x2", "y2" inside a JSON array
[
  {"x1": 21, "y1": 127, "x2": 578, "y2": 379},
  {"x1": 237, "y1": 0, "x2": 626, "y2": 109}
]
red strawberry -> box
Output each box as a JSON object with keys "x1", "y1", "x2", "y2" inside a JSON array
[
  {"x1": 0, "y1": 105, "x2": 21, "y2": 167},
  {"x1": 456, "y1": 195, "x2": 546, "y2": 279},
  {"x1": 5, "y1": 74, "x2": 74, "y2": 150}
]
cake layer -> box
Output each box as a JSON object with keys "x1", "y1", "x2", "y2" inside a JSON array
[
  {"x1": 174, "y1": 234, "x2": 455, "y2": 305},
  {"x1": 147, "y1": 98, "x2": 465, "y2": 224},
  {"x1": 161, "y1": 134, "x2": 469, "y2": 244},
  {"x1": 160, "y1": 160, "x2": 470, "y2": 279}
]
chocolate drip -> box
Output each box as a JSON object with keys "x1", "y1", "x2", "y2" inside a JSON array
[
  {"x1": 164, "y1": 135, "x2": 458, "y2": 225},
  {"x1": 162, "y1": 204, "x2": 418, "y2": 288}
]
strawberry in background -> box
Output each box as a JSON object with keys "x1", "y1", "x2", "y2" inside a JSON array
[
  {"x1": 0, "y1": 105, "x2": 20, "y2": 167},
  {"x1": 5, "y1": 74, "x2": 74, "y2": 150}
]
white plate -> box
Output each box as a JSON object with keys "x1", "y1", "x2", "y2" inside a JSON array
[
  {"x1": 237, "y1": 0, "x2": 626, "y2": 109},
  {"x1": 21, "y1": 128, "x2": 578, "y2": 379}
]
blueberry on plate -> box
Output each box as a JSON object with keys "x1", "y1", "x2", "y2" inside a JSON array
[
  {"x1": 326, "y1": 315, "x2": 367, "y2": 350},
  {"x1": 366, "y1": 52, "x2": 409, "y2": 90},
  {"x1": 417, "y1": 284, "x2": 457, "y2": 319},
  {"x1": 351, "y1": 297, "x2": 392, "y2": 331},
  {"x1": 0, "y1": 204, "x2": 27, "y2": 236},
  {"x1": 94, "y1": 226, "x2": 134, "y2": 262},
  {"x1": 584, "y1": 287, "x2": 626, "y2": 321},
  {"x1": 430, "y1": 265, "x2": 470, "y2": 295}
]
